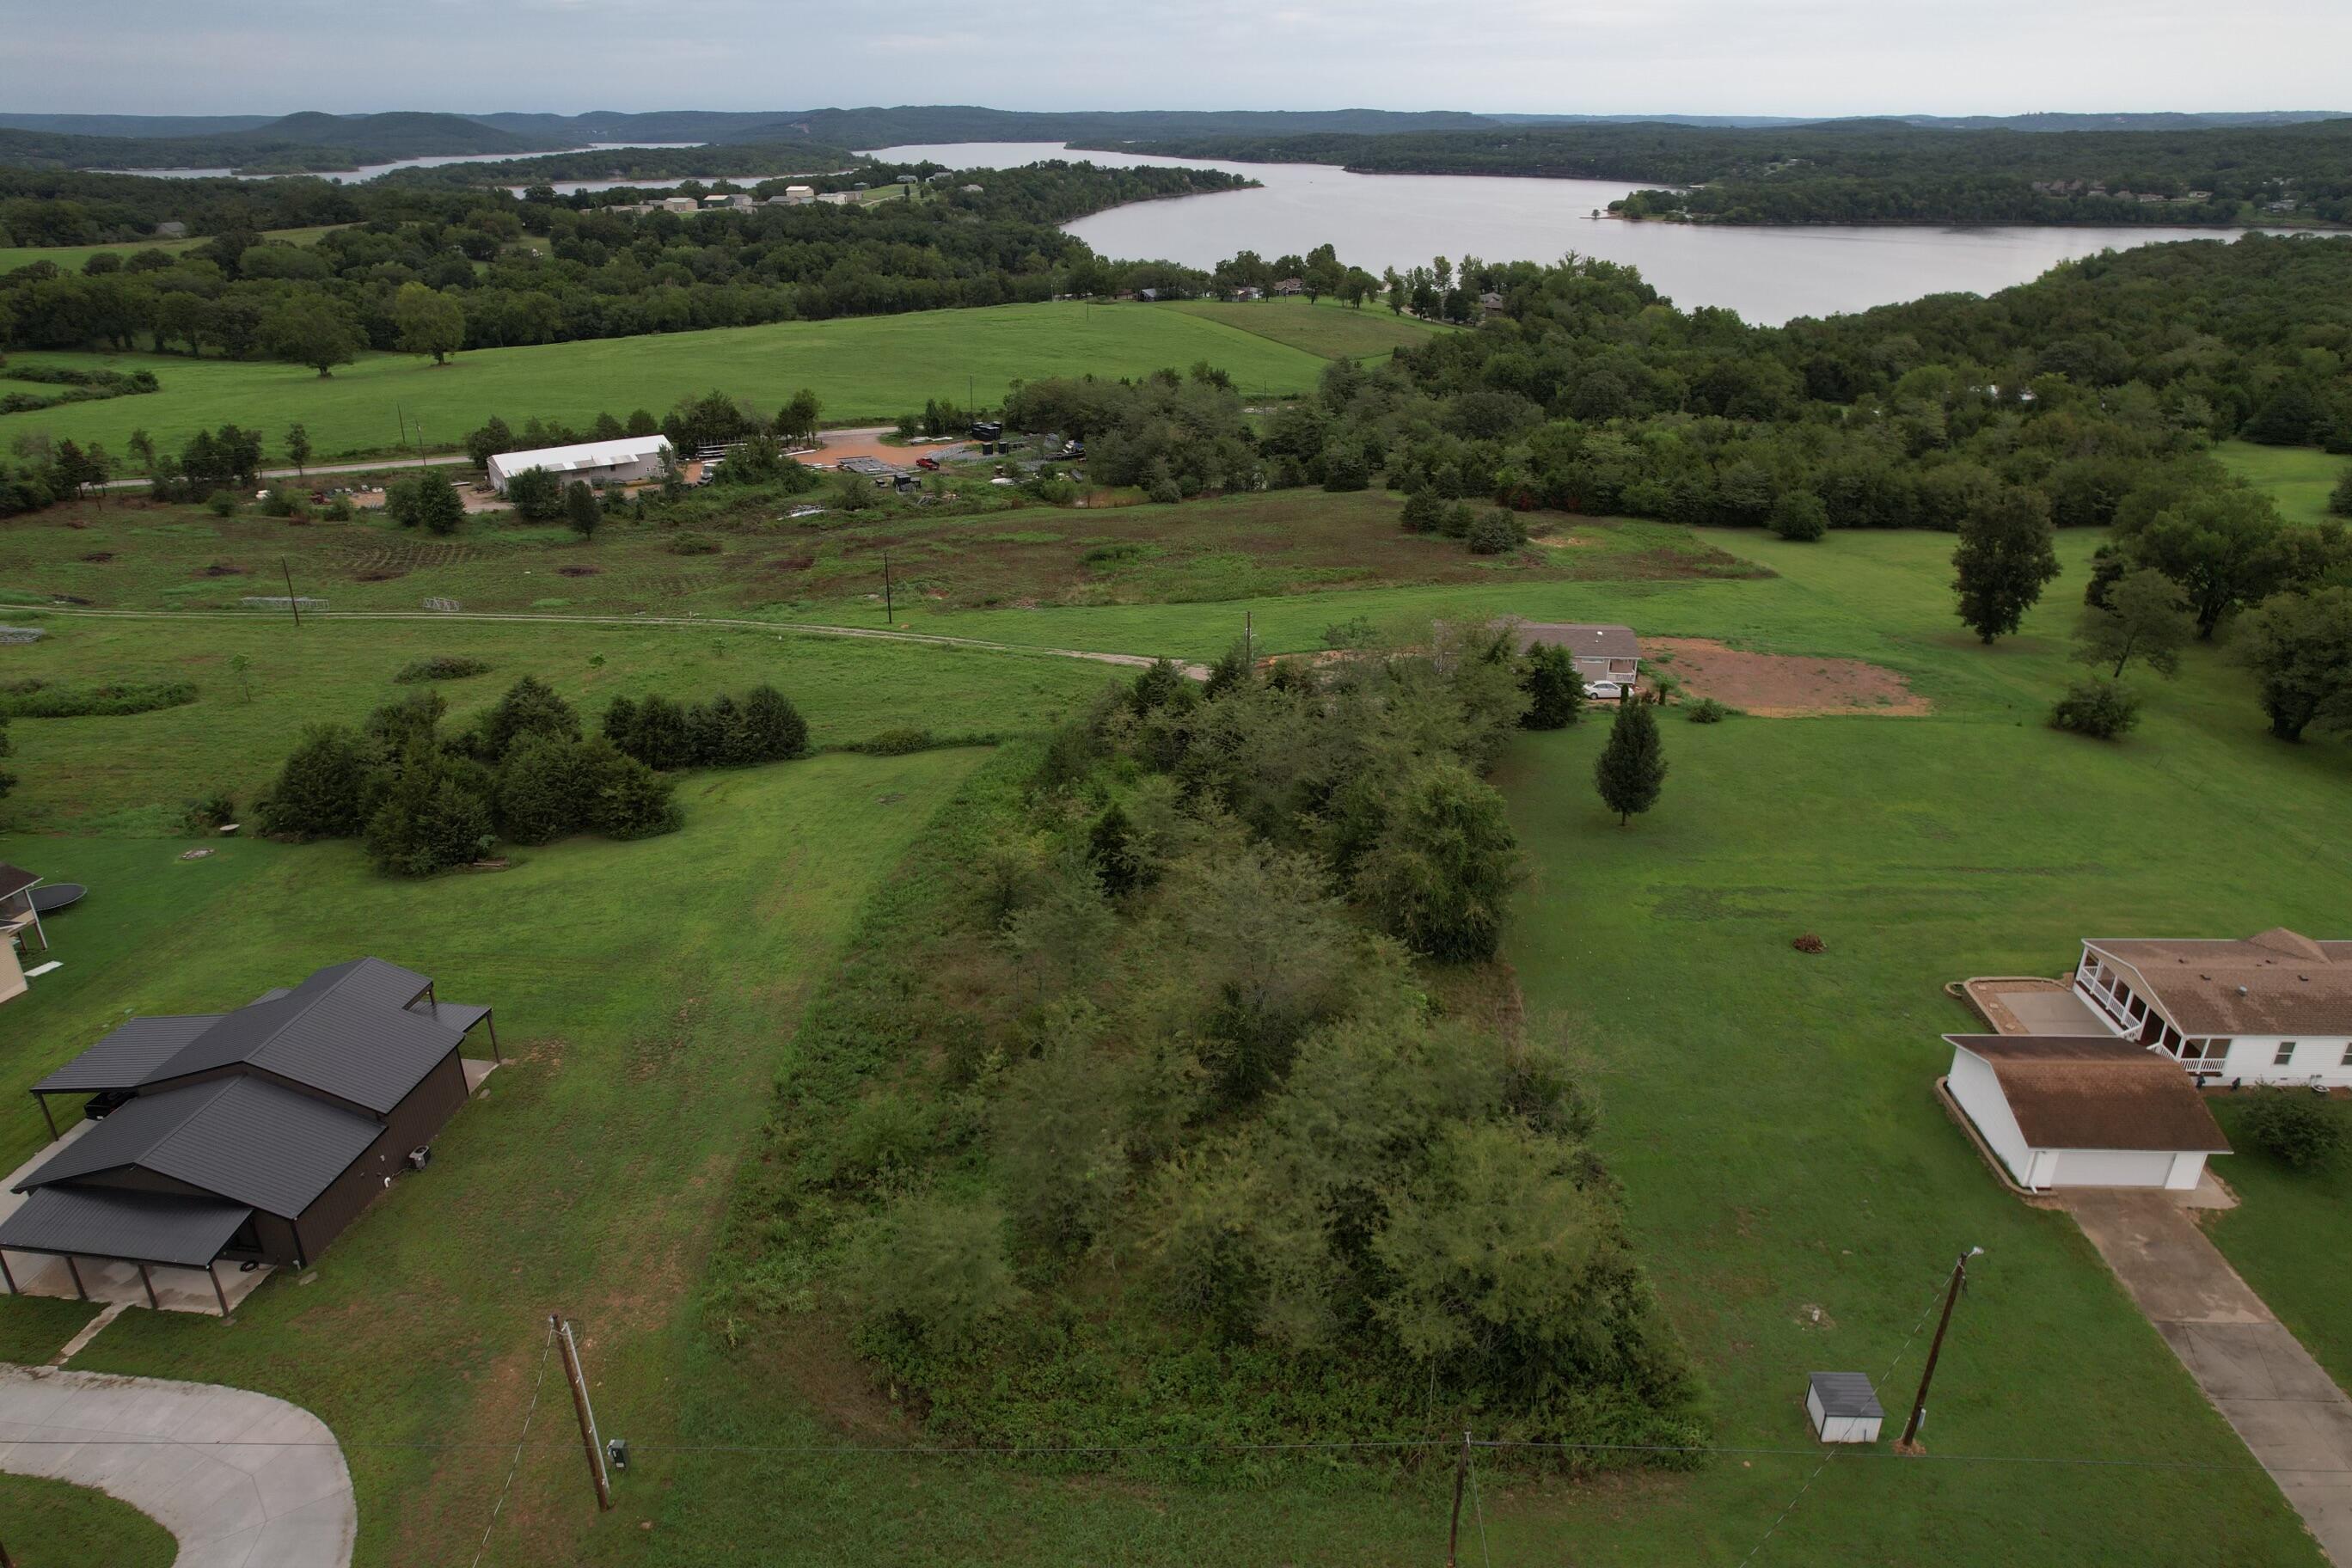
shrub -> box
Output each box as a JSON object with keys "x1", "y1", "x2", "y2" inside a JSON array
[
  {"x1": 256, "y1": 723, "x2": 373, "y2": 839},
  {"x1": 1466, "y1": 510, "x2": 1523, "y2": 555},
  {"x1": 666, "y1": 530, "x2": 721, "y2": 555},
  {"x1": 850, "y1": 1193, "x2": 1024, "y2": 1352},
  {"x1": 2049, "y1": 677, "x2": 2141, "y2": 739},
  {"x1": 563, "y1": 481, "x2": 602, "y2": 539},
  {"x1": 181, "y1": 791, "x2": 236, "y2": 835},
  {"x1": 1769, "y1": 491, "x2": 1829, "y2": 542},
  {"x1": 1400, "y1": 489, "x2": 1445, "y2": 535},
  {"x1": 323, "y1": 494, "x2": 354, "y2": 522},
  {"x1": 1353, "y1": 762, "x2": 1521, "y2": 961},
  {"x1": 1792, "y1": 933, "x2": 1826, "y2": 954},
  {"x1": 605, "y1": 693, "x2": 694, "y2": 770},
  {"x1": 205, "y1": 490, "x2": 239, "y2": 518},
  {"x1": 1518, "y1": 644, "x2": 1584, "y2": 730},
  {"x1": 1685, "y1": 697, "x2": 1730, "y2": 723},
  {"x1": 0, "y1": 679, "x2": 196, "y2": 718},
  {"x1": 393, "y1": 655, "x2": 491, "y2": 683},
  {"x1": 578, "y1": 737, "x2": 681, "y2": 839},
  {"x1": 504, "y1": 466, "x2": 563, "y2": 521},
  {"x1": 473, "y1": 675, "x2": 579, "y2": 761},
  {"x1": 363, "y1": 750, "x2": 495, "y2": 876},
  {"x1": 742, "y1": 685, "x2": 810, "y2": 760},
  {"x1": 492, "y1": 730, "x2": 591, "y2": 846},
  {"x1": 854, "y1": 727, "x2": 936, "y2": 756},
  {"x1": 1146, "y1": 476, "x2": 1182, "y2": 505},
  {"x1": 2239, "y1": 1093, "x2": 2348, "y2": 1170},
  {"x1": 259, "y1": 487, "x2": 306, "y2": 518},
  {"x1": 387, "y1": 470, "x2": 465, "y2": 536}
]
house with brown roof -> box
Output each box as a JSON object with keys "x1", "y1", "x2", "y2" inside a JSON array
[
  {"x1": 1514, "y1": 622, "x2": 1642, "y2": 699},
  {"x1": 2073, "y1": 928, "x2": 2352, "y2": 1087},
  {"x1": 1944, "y1": 1035, "x2": 2230, "y2": 1191}
]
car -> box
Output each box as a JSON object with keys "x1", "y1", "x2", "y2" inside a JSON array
[{"x1": 915, "y1": 456, "x2": 940, "y2": 470}]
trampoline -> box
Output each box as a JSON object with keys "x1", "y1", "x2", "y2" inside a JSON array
[{"x1": 29, "y1": 883, "x2": 85, "y2": 914}]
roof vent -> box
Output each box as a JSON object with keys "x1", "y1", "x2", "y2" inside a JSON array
[{"x1": 2236, "y1": 984, "x2": 2250, "y2": 996}]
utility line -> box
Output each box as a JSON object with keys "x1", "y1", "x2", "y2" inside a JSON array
[{"x1": 467, "y1": 1319, "x2": 555, "y2": 1568}]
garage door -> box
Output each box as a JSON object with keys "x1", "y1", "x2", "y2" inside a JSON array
[{"x1": 2048, "y1": 1149, "x2": 2175, "y2": 1187}]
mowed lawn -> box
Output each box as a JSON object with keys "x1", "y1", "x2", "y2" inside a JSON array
[
  {"x1": 1487, "y1": 528, "x2": 2345, "y2": 1564},
  {"x1": 2202, "y1": 1099, "x2": 2352, "y2": 1392},
  {"x1": 0, "y1": 301, "x2": 1338, "y2": 461},
  {"x1": 0, "y1": 224, "x2": 345, "y2": 277},
  {"x1": 2214, "y1": 440, "x2": 2351, "y2": 525},
  {"x1": 1160, "y1": 296, "x2": 1449, "y2": 358},
  {"x1": 0, "y1": 1474, "x2": 176, "y2": 1568},
  {"x1": 1, "y1": 748, "x2": 991, "y2": 1568}
]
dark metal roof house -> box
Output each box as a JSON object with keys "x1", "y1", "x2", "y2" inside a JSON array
[{"x1": 0, "y1": 959, "x2": 494, "y2": 1313}]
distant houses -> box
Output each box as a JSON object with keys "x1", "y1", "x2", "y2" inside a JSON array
[{"x1": 1272, "y1": 278, "x2": 1306, "y2": 296}]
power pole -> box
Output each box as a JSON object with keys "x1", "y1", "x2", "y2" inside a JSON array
[
  {"x1": 1244, "y1": 609, "x2": 1253, "y2": 667},
  {"x1": 882, "y1": 550, "x2": 894, "y2": 623},
  {"x1": 1899, "y1": 1247, "x2": 1982, "y2": 1452},
  {"x1": 1445, "y1": 1429, "x2": 1469, "y2": 1568},
  {"x1": 280, "y1": 558, "x2": 302, "y2": 630},
  {"x1": 553, "y1": 1314, "x2": 613, "y2": 1510}
]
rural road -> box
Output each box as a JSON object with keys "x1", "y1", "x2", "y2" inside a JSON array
[
  {"x1": 0, "y1": 1362, "x2": 357, "y2": 1567},
  {"x1": 2067, "y1": 1190, "x2": 2352, "y2": 1563},
  {"x1": 101, "y1": 455, "x2": 469, "y2": 490},
  {"x1": 32, "y1": 604, "x2": 1212, "y2": 680}
]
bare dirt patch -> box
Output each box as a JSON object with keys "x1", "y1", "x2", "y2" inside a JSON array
[
  {"x1": 1648, "y1": 637, "x2": 1929, "y2": 718},
  {"x1": 555, "y1": 564, "x2": 601, "y2": 578}
]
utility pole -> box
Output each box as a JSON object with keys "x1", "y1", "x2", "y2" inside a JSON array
[
  {"x1": 280, "y1": 558, "x2": 302, "y2": 630},
  {"x1": 882, "y1": 550, "x2": 894, "y2": 623},
  {"x1": 1445, "y1": 1429, "x2": 1469, "y2": 1568},
  {"x1": 553, "y1": 1314, "x2": 613, "y2": 1510},
  {"x1": 1244, "y1": 609, "x2": 1253, "y2": 667},
  {"x1": 413, "y1": 420, "x2": 427, "y2": 468},
  {"x1": 1899, "y1": 1247, "x2": 1982, "y2": 1452}
]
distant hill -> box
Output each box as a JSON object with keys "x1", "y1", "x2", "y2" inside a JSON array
[
  {"x1": 725, "y1": 105, "x2": 1504, "y2": 148},
  {"x1": 0, "y1": 112, "x2": 560, "y2": 172},
  {"x1": 1893, "y1": 110, "x2": 2352, "y2": 132},
  {"x1": 0, "y1": 113, "x2": 281, "y2": 138},
  {"x1": 470, "y1": 110, "x2": 789, "y2": 144}
]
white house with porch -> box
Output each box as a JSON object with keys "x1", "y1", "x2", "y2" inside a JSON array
[{"x1": 2073, "y1": 929, "x2": 2352, "y2": 1088}]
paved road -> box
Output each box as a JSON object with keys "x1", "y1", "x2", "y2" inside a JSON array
[
  {"x1": 35, "y1": 605, "x2": 1210, "y2": 680},
  {"x1": 0, "y1": 1363, "x2": 356, "y2": 1568},
  {"x1": 2067, "y1": 1190, "x2": 2352, "y2": 1563}
]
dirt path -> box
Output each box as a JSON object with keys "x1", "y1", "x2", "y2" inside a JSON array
[
  {"x1": 1647, "y1": 636, "x2": 1930, "y2": 717},
  {"x1": 2066, "y1": 1190, "x2": 2352, "y2": 1562},
  {"x1": 30, "y1": 605, "x2": 1211, "y2": 680}
]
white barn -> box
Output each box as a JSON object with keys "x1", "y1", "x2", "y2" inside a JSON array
[
  {"x1": 1945, "y1": 1035, "x2": 2230, "y2": 1191},
  {"x1": 1805, "y1": 1373, "x2": 1883, "y2": 1444},
  {"x1": 486, "y1": 436, "x2": 672, "y2": 496},
  {"x1": 2073, "y1": 929, "x2": 2352, "y2": 1088}
]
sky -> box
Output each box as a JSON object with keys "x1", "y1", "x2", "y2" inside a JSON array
[{"x1": 3, "y1": 0, "x2": 2349, "y2": 119}]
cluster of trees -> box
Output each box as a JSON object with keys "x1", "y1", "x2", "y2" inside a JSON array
[
  {"x1": 1004, "y1": 367, "x2": 1260, "y2": 499},
  {"x1": 1102, "y1": 118, "x2": 2352, "y2": 225},
  {"x1": 600, "y1": 686, "x2": 808, "y2": 771},
  {"x1": 718, "y1": 629, "x2": 1700, "y2": 1455},
  {"x1": 254, "y1": 677, "x2": 680, "y2": 875}
]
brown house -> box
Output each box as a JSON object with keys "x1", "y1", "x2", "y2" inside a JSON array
[{"x1": 1, "y1": 959, "x2": 493, "y2": 1310}]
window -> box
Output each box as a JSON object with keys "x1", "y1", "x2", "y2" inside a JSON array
[
  {"x1": 2341, "y1": 1043, "x2": 2352, "y2": 1069},
  {"x1": 2275, "y1": 1041, "x2": 2298, "y2": 1068}
]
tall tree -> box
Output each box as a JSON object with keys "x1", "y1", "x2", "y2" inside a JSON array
[
  {"x1": 1594, "y1": 698, "x2": 1666, "y2": 826},
  {"x1": 1519, "y1": 643, "x2": 1585, "y2": 729},
  {"x1": 284, "y1": 421, "x2": 311, "y2": 479},
  {"x1": 393, "y1": 282, "x2": 465, "y2": 365},
  {"x1": 563, "y1": 481, "x2": 602, "y2": 539},
  {"x1": 1951, "y1": 487, "x2": 2060, "y2": 644},
  {"x1": 2235, "y1": 588, "x2": 2352, "y2": 742},
  {"x1": 2074, "y1": 567, "x2": 2194, "y2": 678},
  {"x1": 260, "y1": 297, "x2": 359, "y2": 377},
  {"x1": 2126, "y1": 489, "x2": 2305, "y2": 639}
]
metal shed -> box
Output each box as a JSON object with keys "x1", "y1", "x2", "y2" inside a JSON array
[{"x1": 1806, "y1": 1372, "x2": 1884, "y2": 1443}]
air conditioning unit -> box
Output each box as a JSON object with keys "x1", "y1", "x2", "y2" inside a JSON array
[{"x1": 407, "y1": 1146, "x2": 432, "y2": 1172}]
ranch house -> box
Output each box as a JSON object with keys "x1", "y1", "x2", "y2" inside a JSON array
[
  {"x1": 2073, "y1": 929, "x2": 2352, "y2": 1088},
  {"x1": 1514, "y1": 622, "x2": 1643, "y2": 699}
]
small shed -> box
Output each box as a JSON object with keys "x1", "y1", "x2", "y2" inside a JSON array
[{"x1": 1806, "y1": 1372, "x2": 1883, "y2": 1443}]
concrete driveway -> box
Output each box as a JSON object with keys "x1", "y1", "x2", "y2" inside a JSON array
[
  {"x1": 2068, "y1": 1190, "x2": 2352, "y2": 1563},
  {"x1": 0, "y1": 1363, "x2": 355, "y2": 1568}
]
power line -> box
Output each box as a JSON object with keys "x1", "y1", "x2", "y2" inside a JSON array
[{"x1": 468, "y1": 1319, "x2": 554, "y2": 1568}]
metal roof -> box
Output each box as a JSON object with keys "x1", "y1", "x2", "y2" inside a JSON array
[
  {"x1": 1516, "y1": 622, "x2": 1641, "y2": 658},
  {"x1": 1808, "y1": 1372, "x2": 1883, "y2": 1419},
  {"x1": 420, "y1": 1001, "x2": 493, "y2": 1035},
  {"x1": 31, "y1": 1016, "x2": 220, "y2": 1093},
  {"x1": 17, "y1": 1077, "x2": 379, "y2": 1217},
  {"x1": 487, "y1": 434, "x2": 671, "y2": 482},
  {"x1": 138, "y1": 957, "x2": 457, "y2": 1113},
  {"x1": 0, "y1": 861, "x2": 40, "y2": 901},
  {"x1": 0, "y1": 1185, "x2": 251, "y2": 1269}
]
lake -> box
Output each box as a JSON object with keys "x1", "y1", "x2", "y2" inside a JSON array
[{"x1": 868, "y1": 140, "x2": 2287, "y2": 326}]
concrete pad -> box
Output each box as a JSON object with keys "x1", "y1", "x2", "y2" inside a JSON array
[
  {"x1": 0, "y1": 1364, "x2": 356, "y2": 1567},
  {"x1": 2064, "y1": 1189, "x2": 2352, "y2": 1563}
]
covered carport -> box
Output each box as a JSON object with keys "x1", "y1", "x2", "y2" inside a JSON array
[{"x1": 0, "y1": 1179, "x2": 258, "y2": 1316}]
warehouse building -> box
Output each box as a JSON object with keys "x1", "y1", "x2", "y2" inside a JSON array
[{"x1": 487, "y1": 434, "x2": 673, "y2": 495}]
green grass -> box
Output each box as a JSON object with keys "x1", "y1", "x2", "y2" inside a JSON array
[
  {"x1": 2203, "y1": 1101, "x2": 2352, "y2": 1390},
  {"x1": 0, "y1": 1474, "x2": 176, "y2": 1568},
  {"x1": 2214, "y1": 440, "x2": 2352, "y2": 525},
  {"x1": 1484, "y1": 526, "x2": 2343, "y2": 1564},
  {"x1": 0, "y1": 225, "x2": 345, "y2": 278},
  {"x1": 1159, "y1": 296, "x2": 1447, "y2": 360},
  {"x1": 0, "y1": 301, "x2": 1338, "y2": 461}
]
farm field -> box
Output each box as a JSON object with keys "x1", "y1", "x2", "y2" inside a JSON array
[
  {"x1": 0, "y1": 300, "x2": 1344, "y2": 461},
  {"x1": 1160, "y1": 295, "x2": 1449, "y2": 358},
  {"x1": 0, "y1": 489, "x2": 1754, "y2": 627},
  {"x1": 0, "y1": 1473, "x2": 176, "y2": 1568},
  {"x1": 2203, "y1": 1099, "x2": 2352, "y2": 1392},
  {"x1": 0, "y1": 224, "x2": 345, "y2": 276},
  {"x1": 2214, "y1": 439, "x2": 2352, "y2": 525},
  {"x1": 0, "y1": 498, "x2": 2344, "y2": 1561}
]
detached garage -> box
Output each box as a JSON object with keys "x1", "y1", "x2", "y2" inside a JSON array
[{"x1": 1944, "y1": 1035, "x2": 2230, "y2": 1192}]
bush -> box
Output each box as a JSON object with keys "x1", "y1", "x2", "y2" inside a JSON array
[
  {"x1": 2049, "y1": 677, "x2": 2141, "y2": 739},
  {"x1": 742, "y1": 685, "x2": 809, "y2": 760},
  {"x1": 2239, "y1": 1093, "x2": 2349, "y2": 1170},
  {"x1": 259, "y1": 487, "x2": 306, "y2": 519},
  {"x1": 492, "y1": 730, "x2": 591, "y2": 846},
  {"x1": 1518, "y1": 644, "x2": 1584, "y2": 730},
  {"x1": 504, "y1": 466, "x2": 563, "y2": 521},
  {"x1": 363, "y1": 750, "x2": 495, "y2": 876},
  {"x1": 473, "y1": 675, "x2": 579, "y2": 762},
  {"x1": 665, "y1": 531, "x2": 721, "y2": 555},
  {"x1": 181, "y1": 791, "x2": 236, "y2": 835},
  {"x1": 1466, "y1": 510, "x2": 1523, "y2": 555},
  {"x1": 256, "y1": 723, "x2": 373, "y2": 839},
  {"x1": 205, "y1": 490, "x2": 239, "y2": 518},
  {"x1": 854, "y1": 727, "x2": 937, "y2": 756},
  {"x1": 1685, "y1": 697, "x2": 1730, "y2": 723},
  {"x1": 1400, "y1": 489, "x2": 1445, "y2": 535},
  {"x1": 1146, "y1": 476, "x2": 1182, "y2": 505},
  {"x1": 323, "y1": 494, "x2": 354, "y2": 522},
  {"x1": 387, "y1": 470, "x2": 465, "y2": 536},
  {"x1": 393, "y1": 655, "x2": 491, "y2": 683},
  {"x1": 1769, "y1": 492, "x2": 1829, "y2": 542},
  {"x1": 0, "y1": 679, "x2": 196, "y2": 718},
  {"x1": 563, "y1": 481, "x2": 602, "y2": 539}
]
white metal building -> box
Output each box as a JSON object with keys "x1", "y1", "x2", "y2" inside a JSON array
[
  {"x1": 1945, "y1": 1035, "x2": 2231, "y2": 1191},
  {"x1": 1805, "y1": 1373, "x2": 1883, "y2": 1443},
  {"x1": 2073, "y1": 929, "x2": 2352, "y2": 1088},
  {"x1": 486, "y1": 435, "x2": 672, "y2": 496}
]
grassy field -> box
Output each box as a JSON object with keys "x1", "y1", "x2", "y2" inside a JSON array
[
  {"x1": 0, "y1": 489, "x2": 1755, "y2": 627},
  {"x1": 0, "y1": 225, "x2": 345, "y2": 277},
  {"x1": 0, "y1": 1474, "x2": 177, "y2": 1568},
  {"x1": 1160, "y1": 296, "x2": 1447, "y2": 358},
  {"x1": 0, "y1": 301, "x2": 1342, "y2": 462},
  {"x1": 2203, "y1": 1099, "x2": 2352, "y2": 1391},
  {"x1": 2215, "y1": 439, "x2": 2351, "y2": 524}
]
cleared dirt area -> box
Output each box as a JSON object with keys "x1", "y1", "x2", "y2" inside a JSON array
[{"x1": 1650, "y1": 637, "x2": 1930, "y2": 717}]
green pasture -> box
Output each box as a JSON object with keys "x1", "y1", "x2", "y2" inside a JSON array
[
  {"x1": 1159, "y1": 295, "x2": 1448, "y2": 358},
  {"x1": 2214, "y1": 439, "x2": 2351, "y2": 525},
  {"x1": 0, "y1": 225, "x2": 346, "y2": 278},
  {"x1": 2205, "y1": 1099, "x2": 2352, "y2": 1391},
  {"x1": 0, "y1": 1474, "x2": 177, "y2": 1568}
]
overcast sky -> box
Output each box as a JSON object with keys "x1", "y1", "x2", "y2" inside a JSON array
[{"x1": 3, "y1": 0, "x2": 2349, "y2": 118}]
